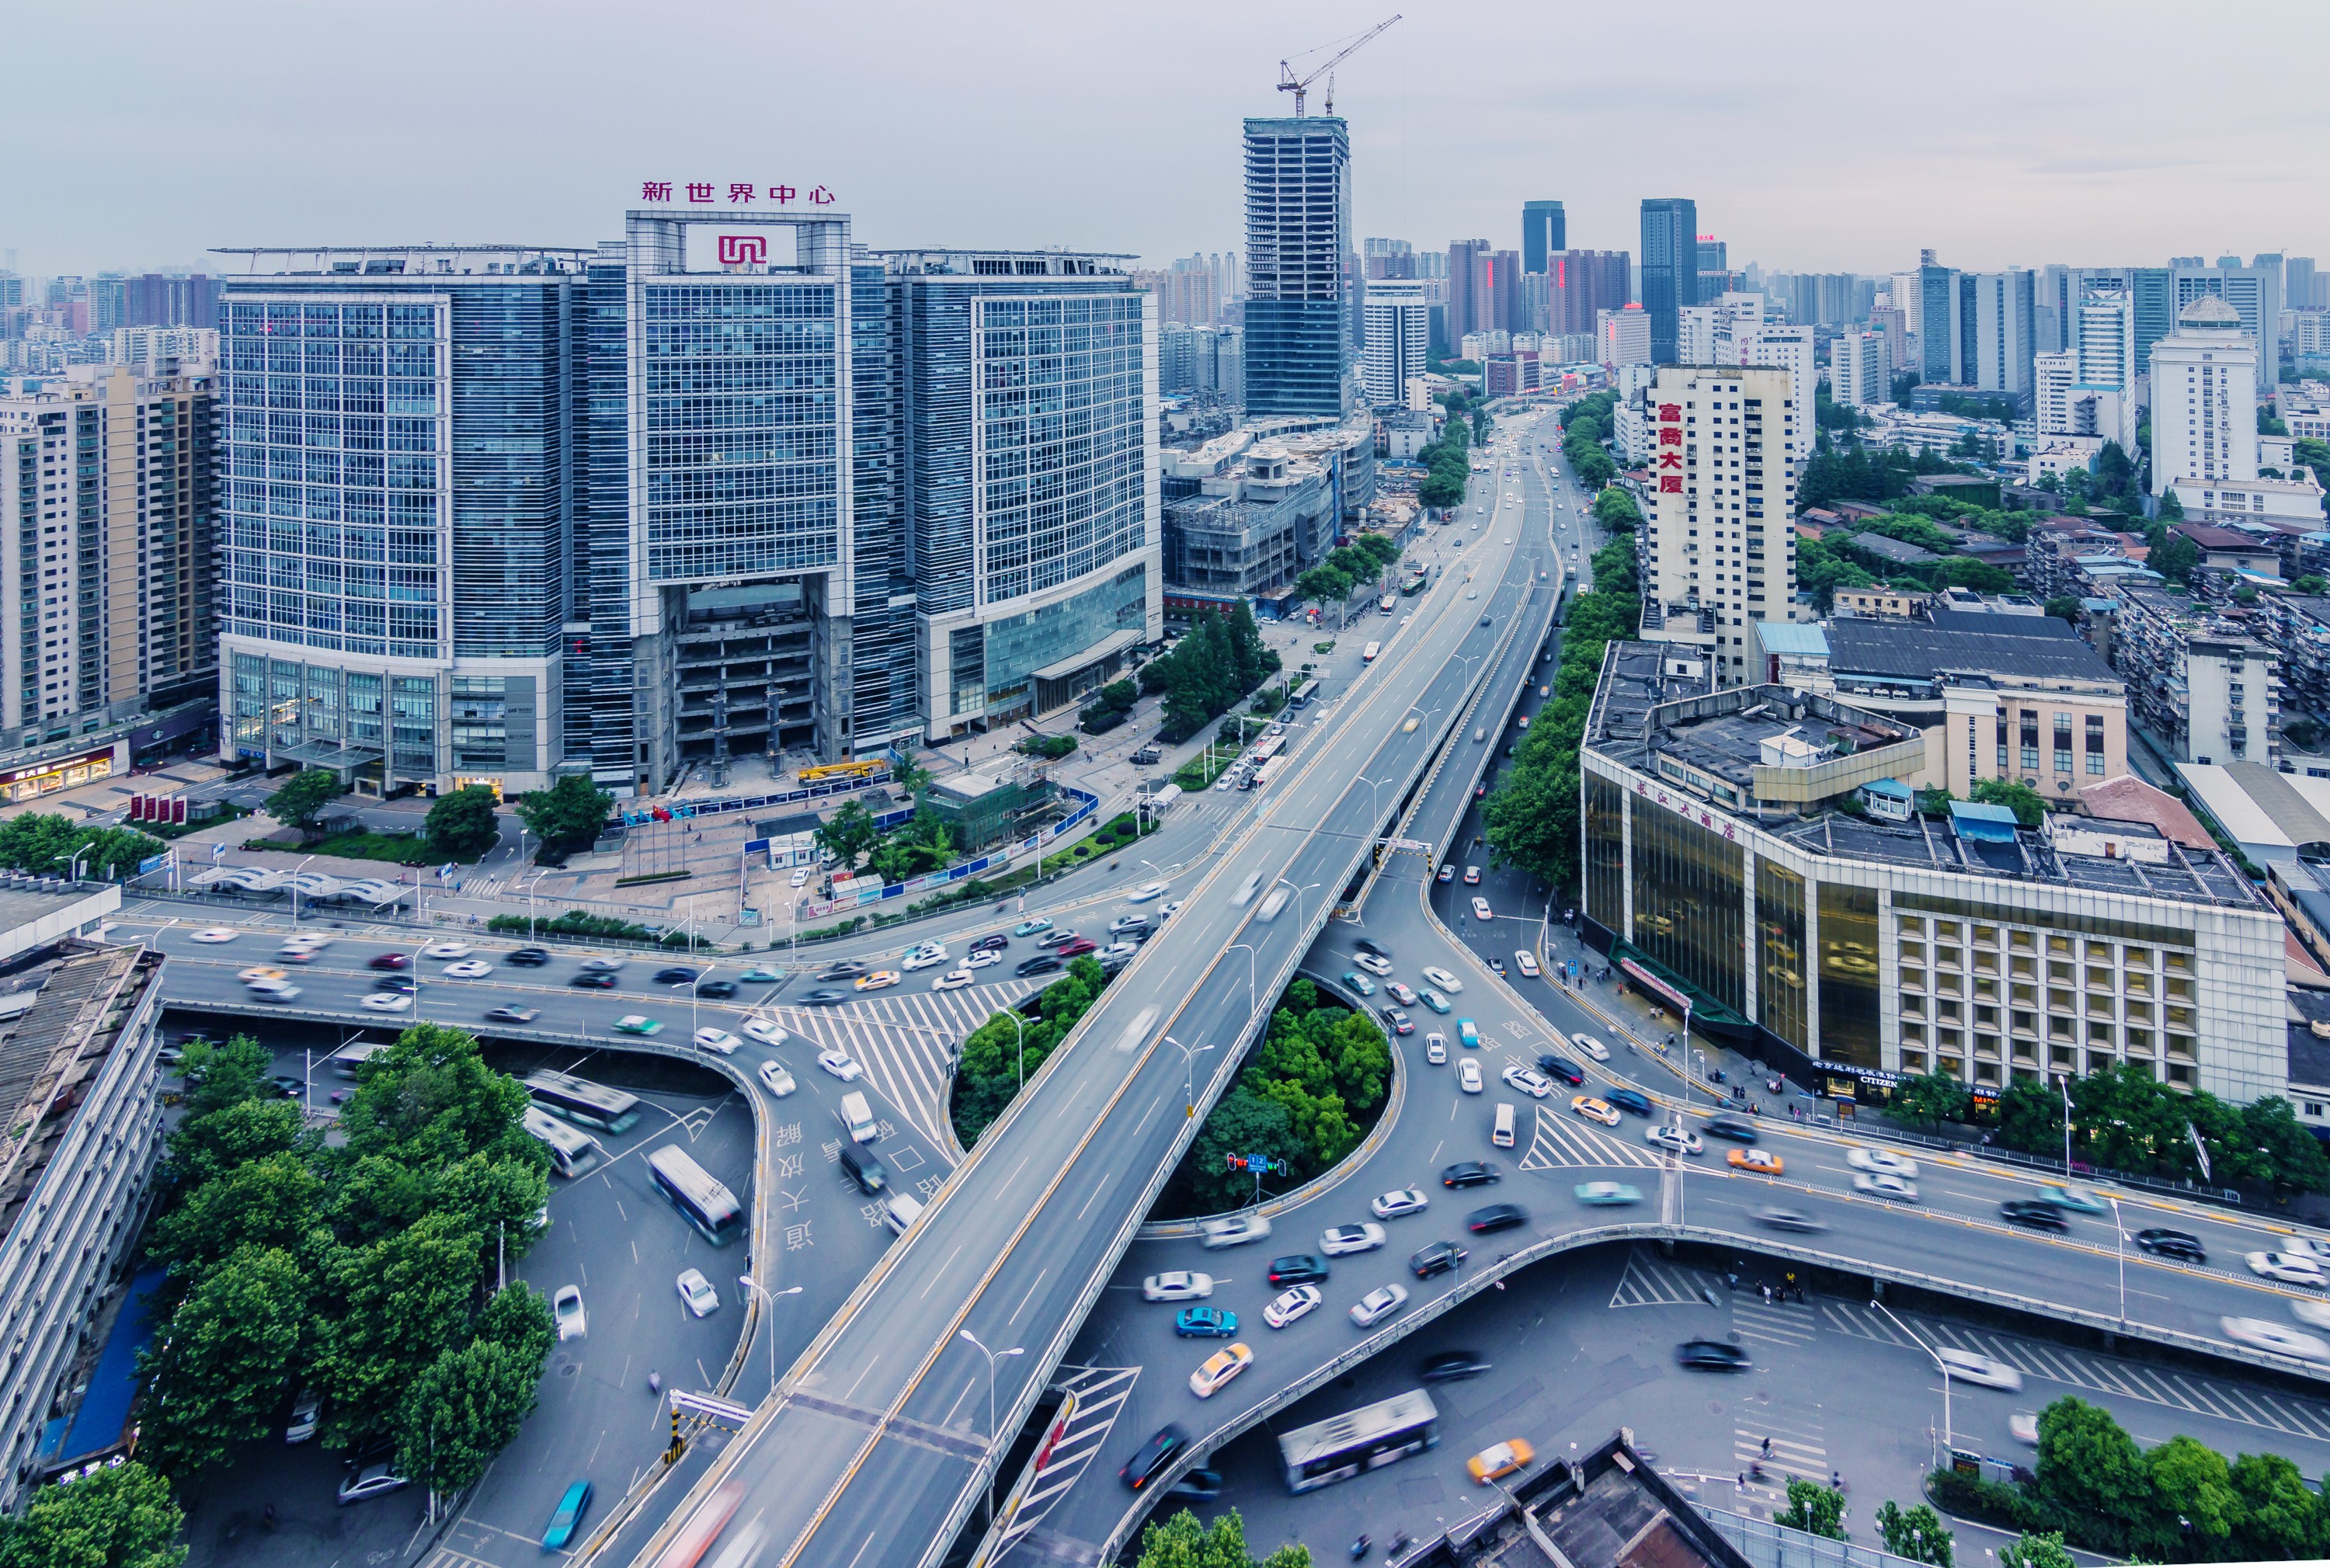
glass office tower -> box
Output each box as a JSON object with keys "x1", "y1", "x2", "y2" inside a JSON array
[
  {"x1": 1638, "y1": 197, "x2": 1699, "y2": 365},
  {"x1": 1243, "y1": 117, "x2": 1354, "y2": 417}
]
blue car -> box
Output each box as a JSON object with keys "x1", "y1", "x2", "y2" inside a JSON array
[
  {"x1": 1175, "y1": 1306, "x2": 1239, "y2": 1338},
  {"x1": 543, "y1": 1479, "x2": 593, "y2": 1550}
]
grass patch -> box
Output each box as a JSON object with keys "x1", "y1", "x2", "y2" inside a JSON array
[
  {"x1": 1174, "y1": 742, "x2": 1240, "y2": 791},
  {"x1": 612, "y1": 869, "x2": 692, "y2": 888},
  {"x1": 141, "y1": 805, "x2": 249, "y2": 841},
  {"x1": 245, "y1": 828, "x2": 433, "y2": 866},
  {"x1": 483, "y1": 909, "x2": 710, "y2": 949}
]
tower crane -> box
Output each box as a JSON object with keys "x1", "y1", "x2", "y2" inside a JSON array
[{"x1": 1277, "y1": 15, "x2": 1401, "y2": 117}]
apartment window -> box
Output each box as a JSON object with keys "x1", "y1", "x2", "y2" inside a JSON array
[{"x1": 1993, "y1": 714, "x2": 2007, "y2": 772}]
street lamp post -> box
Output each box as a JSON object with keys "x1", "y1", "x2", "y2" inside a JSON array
[
  {"x1": 957, "y1": 1330, "x2": 1024, "y2": 1518},
  {"x1": 1164, "y1": 1034, "x2": 1215, "y2": 1119},
  {"x1": 1225, "y1": 943, "x2": 1260, "y2": 1022},
  {"x1": 737, "y1": 1275, "x2": 802, "y2": 1390},
  {"x1": 523, "y1": 871, "x2": 550, "y2": 942},
  {"x1": 1873, "y1": 1297, "x2": 1953, "y2": 1455},
  {"x1": 1008, "y1": 1009, "x2": 1028, "y2": 1091},
  {"x1": 1272, "y1": 878, "x2": 1320, "y2": 930},
  {"x1": 289, "y1": 852, "x2": 317, "y2": 930},
  {"x1": 2107, "y1": 1193, "x2": 2128, "y2": 1328}
]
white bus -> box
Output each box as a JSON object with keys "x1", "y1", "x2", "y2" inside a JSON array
[
  {"x1": 524, "y1": 1069, "x2": 643, "y2": 1135},
  {"x1": 330, "y1": 1041, "x2": 388, "y2": 1080},
  {"x1": 523, "y1": 1106, "x2": 603, "y2": 1179},
  {"x1": 1278, "y1": 1389, "x2": 1439, "y2": 1493},
  {"x1": 1288, "y1": 678, "x2": 1321, "y2": 710},
  {"x1": 647, "y1": 1145, "x2": 743, "y2": 1246},
  {"x1": 1252, "y1": 756, "x2": 1291, "y2": 790}
]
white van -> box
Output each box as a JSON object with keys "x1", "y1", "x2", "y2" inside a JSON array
[
  {"x1": 1492, "y1": 1103, "x2": 1516, "y2": 1148},
  {"x1": 838, "y1": 1090, "x2": 877, "y2": 1145},
  {"x1": 883, "y1": 1192, "x2": 925, "y2": 1236}
]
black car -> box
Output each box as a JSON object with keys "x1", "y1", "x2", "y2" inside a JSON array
[
  {"x1": 1441, "y1": 1161, "x2": 1500, "y2": 1189},
  {"x1": 1167, "y1": 1466, "x2": 1222, "y2": 1501},
  {"x1": 1016, "y1": 954, "x2": 1064, "y2": 978},
  {"x1": 374, "y1": 975, "x2": 416, "y2": 994},
  {"x1": 1419, "y1": 1350, "x2": 1492, "y2": 1384},
  {"x1": 1410, "y1": 1239, "x2": 1469, "y2": 1279},
  {"x1": 1466, "y1": 1203, "x2": 1528, "y2": 1235},
  {"x1": 817, "y1": 961, "x2": 869, "y2": 981},
  {"x1": 2136, "y1": 1227, "x2": 2206, "y2": 1263},
  {"x1": 569, "y1": 972, "x2": 618, "y2": 989},
  {"x1": 1676, "y1": 1339, "x2": 1751, "y2": 1372},
  {"x1": 266, "y1": 1074, "x2": 304, "y2": 1098},
  {"x1": 1535, "y1": 1055, "x2": 1585, "y2": 1086},
  {"x1": 972, "y1": 933, "x2": 1010, "y2": 953},
  {"x1": 484, "y1": 1006, "x2": 539, "y2": 1024},
  {"x1": 1267, "y1": 1254, "x2": 1329, "y2": 1288},
  {"x1": 1704, "y1": 1117, "x2": 1758, "y2": 1143},
  {"x1": 1122, "y1": 1425, "x2": 1191, "y2": 1491},
  {"x1": 2001, "y1": 1200, "x2": 2068, "y2": 1232},
  {"x1": 1355, "y1": 937, "x2": 1392, "y2": 961},
  {"x1": 1605, "y1": 1087, "x2": 1654, "y2": 1118},
  {"x1": 505, "y1": 947, "x2": 551, "y2": 967},
  {"x1": 839, "y1": 1145, "x2": 889, "y2": 1194},
  {"x1": 798, "y1": 987, "x2": 847, "y2": 1006},
  {"x1": 695, "y1": 979, "x2": 738, "y2": 999},
  {"x1": 652, "y1": 966, "x2": 698, "y2": 986}
]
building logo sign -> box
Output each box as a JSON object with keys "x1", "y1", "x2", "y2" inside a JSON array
[
  {"x1": 641, "y1": 181, "x2": 836, "y2": 207},
  {"x1": 716, "y1": 235, "x2": 769, "y2": 266},
  {"x1": 1633, "y1": 777, "x2": 1738, "y2": 841},
  {"x1": 1656, "y1": 403, "x2": 1684, "y2": 493}
]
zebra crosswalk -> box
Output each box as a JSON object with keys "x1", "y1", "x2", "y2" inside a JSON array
[
  {"x1": 1608, "y1": 1248, "x2": 1716, "y2": 1309},
  {"x1": 1517, "y1": 1103, "x2": 1664, "y2": 1172},
  {"x1": 755, "y1": 979, "x2": 1035, "y2": 1151},
  {"x1": 1730, "y1": 1412, "x2": 1832, "y2": 1514},
  {"x1": 992, "y1": 1366, "x2": 1142, "y2": 1557},
  {"x1": 1823, "y1": 1302, "x2": 2330, "y2": 1445},
  {"x1": 1729, "y1": 1290, "x2": 1817, "y2": 1349}
]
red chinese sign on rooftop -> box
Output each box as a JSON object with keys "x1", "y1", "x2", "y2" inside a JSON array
[{"x1": 640, "y1": 182, "x2": 836, "y2": 207}]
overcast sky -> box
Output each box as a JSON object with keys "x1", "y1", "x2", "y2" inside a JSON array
[{"x1": 9, "y1": 0, "x2": 2327, "y2": 279}]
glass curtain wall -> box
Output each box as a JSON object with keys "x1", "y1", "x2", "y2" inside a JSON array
[
  {"x1": 1628, "y1": 799, "x2": 1745, "y2": 1013},
  {"x1": 1816, "y1": 881, "x2": 1882, "y2": 1067},
  {"x1": 1755, "y1": 857, "x2": 1807, "y2": 1052},
  {"x1": 1584, "y1": 772, "x2": 1627, "y2": 933}
]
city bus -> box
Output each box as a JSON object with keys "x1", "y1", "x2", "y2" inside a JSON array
[
  {"x1": 1247, "y1": 735, "x2": 1285, "y2": 765},
  {"x1": 523, "y1": 1106, "x2": 603, "y2": 1179},
  {"x1": 647, "y1": 1145, "x2": 743, "y2": 1246},
  {"x1": 1377, "y1": 593, "x2": 1396, "y2": 613},
  {"x1": 1251, "y1": 756, "x2": 1292, "y2": 790},
  {"x1": 1361, "y1": 641, "x2": 1381, "y2": 663},
  {"x1": 1288, "y1": 678, "x2": 1321, "y2": 710},
  {"x1": 524, "y1": 1069, "x2": 643, "y2": 1135},
  {"x1": 329, "y1": 1041, "x2": 388, "y2": 1080},
  {"x1": 1278, "y1": 1389, "x2": 1439, "y2": 1493}
]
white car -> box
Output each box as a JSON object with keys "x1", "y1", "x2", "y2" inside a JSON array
[
  {"x1": 694, "y1": 1027, "x2": 742, "y2": 1055},
  {"x1": 676, "y1": 1268, "x2": 720, "y2": 1317},
  {"x1": 1320, "y1": 1222, "x2": 1387, "y2": 1256},
  {"x1": 817, "y1": 1049, "x2": 862, "y2": 1082},
  {"x1": 441, "y1": 960, "x2": 492, "y2": 979},
  {"x1": 2248, "y1": 1251, "x2": 2328, "y2": 1286},
  {"x1": 1644, "y1": 1124, "x2": 1702, "y2": 1155},
  {"x1": 579, "y1": 956, "x2": 625, "y2": 972},
  {"x1": 360, "y1": 992, "x2": 412, "y2": 1012},
  {"x1": 1349, "y1": 1284, "x2": 1410, "y2": 1327},
  {"x1": 1128, "y1": 881, "x2": 1170, "y2": 902},
  {"x1": 742, "y1": 1017, "x2": 789, "y2": 1046},
  {"x1": 932, "y1": 968, "x2": 975, "y2": 992},
  {"x1": 757, "y1": 1059, "x2": 797, "y2": 1097},
  {"x1": 1937, "y1": 1350, "x2": 2023, "y2": 1392},
  {"x1": 1471, "y1": 896, "x2": 1494, "y2": 921},
  {"x1": 1161, "y1": 901, "x2": 1184, "y2": 919},
  {"x1": 1852, "y1": 1172, "x2": 1918, "y2": 1201},
  {"x1": 191, "y1": 927, "x2": 238, "y2": 944},
  {"x1": 1372, "y1": 1188, "x2": 1429, "y2": 1220},
  {"x1": 2224, "y1": 1316, "x2": 2330, "y2": 1361},
  {"x1": 1421, "y1": 967, "x2": 1464, "y2": 994},
  {"x1": 1570, "y1": 1033, "x2": 1609, "y2": 1062},
  {"x1": 553, "y1": 1285, "x2": 586, "y2": 1341},
  {"x1": 965, "y1": 949, "x2": 1003, "y2": 970},
  {"x1": 791, "y1": 867, "x2": 811, "y2": 888},
  {"x1": 901, "y1": 944, "x2": 949, "y2": 972},
  {"x1": 2294, "y1": 1299, "x2": 2330, "y2": 1330},
  {"x1": 1425, "y1": 1033, "x2": 1448, "y2": 1065},
  {"x1": 1501, "y1": 1065, "x2": 1554, "y2": 1099},
  {"x1": 1513, "y1": 951, "x2": 1540, "y2": 979},
  {"x1": 1847, "y1": 1147, "x2": 1920, "y2": 1179},
  {"x1": 1264, "y1": 1285, "x2": 1324, "y2": 1329},
  {"x1": 1351, "y1": 951, "x2": 1393, "y2": 977},
  {"x1": 420, "y1": 940, "x2": 471, "y2": 959},
  {"x1": 1142, "y1": 1271, "x2": 1215, "y2": 1302},
  {"x1": 1458, "y1": 1059, "x2": 1483, "y2": 1093},
  {"x1": 1199, "y1": 1214, "x2": 1272, "y2": 1250}
]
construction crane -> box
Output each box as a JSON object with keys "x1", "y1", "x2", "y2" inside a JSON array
[{"x1": 1277, "y1": 15, "x2": 1401, "y2": 117}]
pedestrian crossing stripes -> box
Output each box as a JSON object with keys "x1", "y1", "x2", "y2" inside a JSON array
[
  {"x1": 1730, "y1": 1290, "x2": 1817, "y2": 1349},
  {"x1": 993, "y1": 1366, "x2": 1142, "y2": 1556},
  {"x1": 419, "y1": 1551, "x2": 499, "y2": 1568},
  {"x1": 756, "y1": 979, "x2": 1035, "y2": 1153},
  {"x1": 1608, "y1": 1247, "x2": 1716, "y2": 1309},
  {"x1": 1517, "y1": 1103, "x2": 1664, "y2": 1172},
  {"x1": 1730, "y1": 1415, "x2": 1831, "y2": 1513},
  {"x1": 1822, "y1": 1302, "x2": 2330, "y2": 1445}
]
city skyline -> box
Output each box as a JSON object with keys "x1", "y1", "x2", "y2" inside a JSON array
[{"x1": 6, "y1": 0, "x2": 2327, "y2": 276}]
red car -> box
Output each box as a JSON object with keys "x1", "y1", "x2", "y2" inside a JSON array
[
  {"x1": 367, "y1": 952, "x2": 412, "y2": 971},
  {"x1": 1058, "y1": 937, "x2": 1099, "y2": 958}
]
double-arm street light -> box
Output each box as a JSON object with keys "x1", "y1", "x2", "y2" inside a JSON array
[
  {"x1": 738, "y1": 1275, "x2": 803, "y2": 1389},
  {"x1": 958, "y1": 1330, "x2": 1024, "y2": 1516}
]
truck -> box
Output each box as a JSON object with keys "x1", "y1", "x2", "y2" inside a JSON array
[{"x1": 838, "y1": 1090, "x2": 878, "y2": 1144}]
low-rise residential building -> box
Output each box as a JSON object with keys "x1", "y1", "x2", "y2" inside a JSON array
[
  {"x1": 2112, "y1": 584, "x2": 2281, "y2": 767},
  {"x1": 2167, "y1": 472, "x2": 2328, "y2": 530},
  {"x1": 1830, "y1": 586, "x2": 1931, "y2": 620},
  {"x1": 2176, "y1": 523, "x2": 2284, "y2": 582},
  {"x1": 1581, "y1": 640, "x2": 2283, "y2": 1103}
]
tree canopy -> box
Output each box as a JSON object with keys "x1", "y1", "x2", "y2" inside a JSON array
[
  {"x1": 264, "y1": 769, "x2": 343, "y2": 837},
  {"x1": 514, "y1": 774, "x2": 614, "y2": 860},
  {"x1": 1139, "y1": 605, "x2": 1279, "y2": 744},
  {"x1": 424, "y1": 784, "x2": 501, "y2": 860},
  {"x1": 0, "y1": 813, "x2": 161, "y2": 881}
]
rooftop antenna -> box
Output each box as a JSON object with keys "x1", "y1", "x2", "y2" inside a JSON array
[{"x1": 1277, "y1": 15, "x2": 1401, "y2": 117}]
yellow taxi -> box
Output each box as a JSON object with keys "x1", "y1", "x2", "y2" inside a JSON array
[
  {"x1": 1569, "y1": 1095, "x2": 1620, "y2": 1127},
  {"x1": 854, "y1": 970, "x2": 901, "y2": 993},
  {"x1": 235, "y1": 966, "x2": 289, "y2": 985},
  {"x1": 1188, "y1": 1342, "x2": 1254, "y2": 1399},
  {"x1": 1466, "y1": 1438, "x2": 1535, "y2": 1483},
  {"x1": 1727, "y1": 1148, "x2": 1784, "y2": 1177}
]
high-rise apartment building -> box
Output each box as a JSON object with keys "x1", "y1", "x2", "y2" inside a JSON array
[
  {"x1": 1521, "y1": 202, "x2": 1566, "y2": 276},
  {"x1": 2287, "y1": 257, "x2": 2322, "y2": 312},
  {"x1": 1491, "y1": 249, "x2": 1524, "y2": 333},
  {"x1": 1970, "y1": 269, "x2": 2036, "y2": 402},
  {"x1": 2071, "y1": 289, "x2": 2137, "y2": 450},
  {"x1": 1361, "y1": 280, "x2": 1429, "y2": 406},
  {"x1": 1243, "y1": 116, "x2": 1353, "y2": 417},
  {"x1": 1639, "y1": 198, "x2": 1699, "y2": 363},
  {"x1": 1362, "y1": 238, "x2": 1414, "y2": 280},
  {"x1": 1596, "y1": 305, "x2": 1650, "y2": 368},
  {"x1": 1638, "y1": 365, "x2": 1800, "y2": 680},
  {"x1": 1916, "y1": 259, "x2": 1956, "y2": 384},
  {"x1": 1549, "y1": 249, "x2": 1630, "y2": 337},
  {"x1": 0, "y1": 367, "x2": 215, "y2": 735},
  {"x1": 1830, "y1": 330, "x2": 1891, "y2": 408},
  {"x1": 123, "y1": 274, "x2": 220, "y2": 332},
  {"x1": 2172, "y1": 259, "x2": 2281, "y2": 391},
  {"x1": 2150, "y1": 296, "x2": 2257, "y2": 496},
  {"x1": 1445, "y1": 240, "x2": 1491, "y2": 344}
]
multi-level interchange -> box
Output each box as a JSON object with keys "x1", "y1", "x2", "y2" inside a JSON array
[{"x1": 10, "y1": 21, "x2": 2330, "y2": 1568}]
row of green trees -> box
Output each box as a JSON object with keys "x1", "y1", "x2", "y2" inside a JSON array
[
  {"x1": 1139, "y1": 603, "x2": 1281, "y2": 744},
  {"x1": 809, "y1": 754, "x2": 964, "y2": 885},
  {"x1": 1168, "y1": 979, "x2": 1394, "y2": 1215},
  {"x1": 1888, "y1": 1059, "x2": 2330, "y2": 1192},
  {"x1": 1560, "y1": 391, "x2": 1619, "y2": 491},
  {"x1": 262, "y1": 769, "x2": 614, "y2": 865},
  {"x1": 0, "y1": 812, "x2": 160, "y2": 881},
  {"x1": 1479, "y1": 505, "x2": 1641, "y2": 890},
  {"x1": 137, "y1": 1026, "x2": 555, "y2": 1498},
  {"x1": 1293, "y1": 534, "x2": 1402, "y2": 607},
  {"x1": 1931, "y1": 1395, "x2": 2330, "y2": 1561},
  {"x1": 951, "y1": 956, "x2": 1115, "y2": 1146},
  {"x1": 1795, "y1": 443, "x2": 1965, "y2": 510},
  {"x1": 1133, "y1": 1509, "x2": 1307, "y2": 1568},
  {"x1": 1414, "y1": 411, "x2": 1475, "y2": 510}
]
